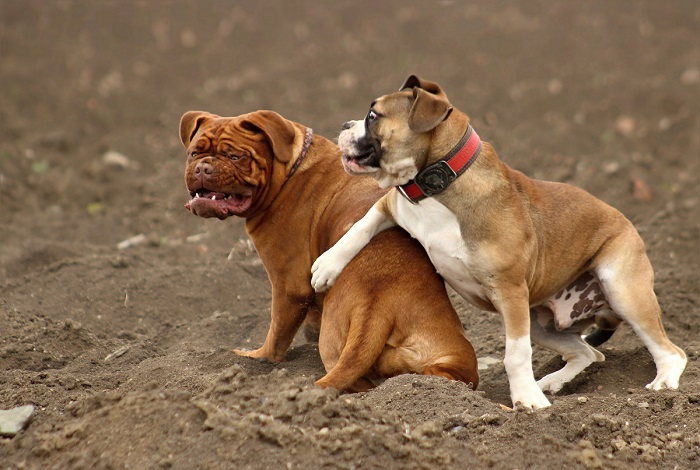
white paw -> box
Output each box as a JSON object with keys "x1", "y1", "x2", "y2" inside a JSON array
[
  {"x1": 311, "y1": 250, "x2": 346, "y2": 292},
  {"x1": 537, "y1": 375, "x2": 566, "y2": 394},
  {"x1": 536, "y1": 358, "x2": 595, "y2": 394},
  {"x1": 511, "y1": 388, "x2": 552, "y2": 411},
  {"x1": 646, "y1": 374, "x2": 680, "y2": 390},
  {"x1": 645, "y1": 353, "x2": 687, "y2": 390}
]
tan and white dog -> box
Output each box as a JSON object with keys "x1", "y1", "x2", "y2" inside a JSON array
[{"x1": 311, "y1": 76, "x2": 687, "y2": 410}]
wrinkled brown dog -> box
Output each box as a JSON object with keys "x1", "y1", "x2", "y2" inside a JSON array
[{"x1": 180, "y1": 109, "x2": 478, "y2": 392}]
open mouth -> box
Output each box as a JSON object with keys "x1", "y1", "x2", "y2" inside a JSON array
[
  {"x1": 342, "y1": 149, "x2": 379, "y2": 174},
  {"x1": 184, "y1": 188, "x2": 253, "y2": 219}
]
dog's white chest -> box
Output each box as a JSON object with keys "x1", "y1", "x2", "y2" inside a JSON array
[{"x1": 395, "y1": 196, "x2": 484, "y2": 301}]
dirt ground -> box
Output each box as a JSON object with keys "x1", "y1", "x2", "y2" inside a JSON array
[{"x1": 1, "y1": 1, "x2": 699, "y2": 469}]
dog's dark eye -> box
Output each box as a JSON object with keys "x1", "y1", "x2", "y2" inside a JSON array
[
  {"x1": 190, "y1": 151, "x2": 198, "y2": 158},
  {"x1": 367, "y1": 110, "x2": 378, "y2": 121}
]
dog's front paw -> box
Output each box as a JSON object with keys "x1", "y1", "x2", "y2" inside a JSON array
[
  {"x1": 233, "y1": 347, "x2": 281, "y2": 362},
  {"x1": 511, "y1": 388, "x2": 552, "y2": 411},
  {"x1": 311, "y1": 250, "x2": 347, "y2": 292},
  {"x1": 233, "y1": 347, "x2": 262, "y2": 358}
]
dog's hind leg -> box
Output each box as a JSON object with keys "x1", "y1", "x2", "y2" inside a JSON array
[
  {"x1": 422, "y1": 362, "x2": 478, "y2": 390},
  {"x1": 530, "y1": 310, "x2": 604, "y2": 394},
  {"x1": 344, "y1": 377, "x2": 376, "y2": 393},
  {"x1": 595, "y1": 228, "x2": 687, "y2": 390},
  {"x1": 302, "y1": 305, "x2": 322, "y2": 342},
  {"x1": 315, "y1": 303, "x2": 392, "y2": 392}
]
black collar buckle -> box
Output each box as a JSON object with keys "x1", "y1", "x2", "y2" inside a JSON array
[{"x1": 413, "y1": 160, "x2": 458, "y2": 197}]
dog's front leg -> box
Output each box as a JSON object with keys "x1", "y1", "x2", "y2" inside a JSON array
[
  {"x1": 311, "y1": 198, "x2": 396, "y2": 292},
  {"x1": 234, "y1": 287, "x2": 312, "y2": 362},
  {"x1": 493, "y1": 286, "x2": 552, "y2": 411}
]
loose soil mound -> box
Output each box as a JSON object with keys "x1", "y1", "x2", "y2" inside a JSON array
[{"x1": 1, "y1": 1, "x2": 698, "y2": 468}]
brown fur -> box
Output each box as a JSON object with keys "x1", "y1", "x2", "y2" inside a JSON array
[
  {"x1": 370, "y1": 78, "x2": 683, "y2": 348},
  {"x1": 318, "y1": 75, "x2": 686, "y2": 408},
  {"x1": 180, "y1": 110, "x2": 478, "y2": 391}
]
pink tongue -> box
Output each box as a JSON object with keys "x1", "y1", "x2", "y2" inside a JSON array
[{"x1": 230, "y1": 195, "x2": 253, "y2": 213}]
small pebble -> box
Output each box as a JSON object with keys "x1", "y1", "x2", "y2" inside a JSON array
[
  {"x1": 117, "y1": 234, "x2": 147, "y2": 250},
  {"x1": 680, "y1": 67, "x2": 700, "y2": 85},
  {"x1": 103, "y1": 150, "x2": 132, "y2": 169},
  {"x1": 477, "y1": 356, "x2": 500, "y2": 371},
  {"x1": 0, "y1": 405, "x2": 35, "y2": 437}
]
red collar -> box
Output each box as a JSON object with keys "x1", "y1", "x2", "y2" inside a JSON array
[{"x1": 398, "y1": 125, "x2": 481, "y2": 203}]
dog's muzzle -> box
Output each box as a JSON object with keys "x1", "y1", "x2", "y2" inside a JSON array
[
  {"x1": 343, "y1": 145, "x2": 380, "y2": 168},
  {"x1": 338, "y1": 122, "x2": 382, "y2": 172}
]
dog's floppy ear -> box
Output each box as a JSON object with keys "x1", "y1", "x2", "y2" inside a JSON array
[
  {"x1": 408, "y1": 87, "x2": 453, "y2": 133},
  {"x1": 180, "y1": 111, "x2": 219, "y2": 147},
  {"x1": 400, "y1": 75, "x2": 421, "y2": 91},
  {"x1": 400, "y1": 75, "x2": 447, "y2": 98},
  {"x1": 239, "y1": 110, "x2": 297, "y2": 163},
  {"x1": 400, "y1": 75, "x2": 453, "y2": 133}
]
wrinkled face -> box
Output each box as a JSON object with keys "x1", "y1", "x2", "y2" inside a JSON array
[
  {"x1": 184, "y1": 118, "x2": 272, "y2": 219},
  {"x1": 337, "y1": 91, "x2": 433, "y2": 189}
]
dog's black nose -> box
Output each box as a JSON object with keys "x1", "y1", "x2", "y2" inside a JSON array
[{"x1": 341, "y1": 121, "x2": 353, "y2": 130}]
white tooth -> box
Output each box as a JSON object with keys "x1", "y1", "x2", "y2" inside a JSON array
[
  {"x1": 211, "y1": 195, "x2": 216, "y2": 200},
  {"x1": 196, "y1": 192, "x2": 201, "y2": 198}
]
